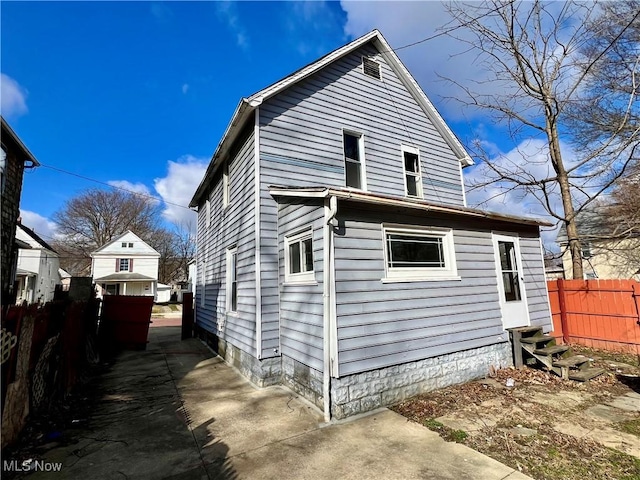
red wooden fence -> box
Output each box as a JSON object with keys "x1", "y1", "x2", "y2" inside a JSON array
[{"x1": 547, "y1": 279, "x2": 640, "y2": 354}]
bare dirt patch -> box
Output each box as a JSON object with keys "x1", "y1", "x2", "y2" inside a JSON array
[{"x1": 392, "y1": 345, "x2": 640, "y2": 480}]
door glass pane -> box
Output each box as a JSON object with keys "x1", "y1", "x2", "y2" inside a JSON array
[
  {"x1": 502, "y1": 272, "x2": 522, "y2": 301},
  {"x1": 498, "y1": 241, "x2": 521, "y2": 302}
]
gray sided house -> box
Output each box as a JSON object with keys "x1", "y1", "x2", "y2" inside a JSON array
[{"x1": 190, "y1": 30, "x2": 552, "y2": 420}]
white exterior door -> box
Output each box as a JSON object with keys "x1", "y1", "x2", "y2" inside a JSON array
[{"x1": 492, "y1": 233, "x2": 530, "y2": 330}]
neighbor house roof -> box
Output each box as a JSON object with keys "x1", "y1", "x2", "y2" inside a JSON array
[
  {"x1": 269, "y1": 186, "x2": 552, "y2": 228},
  {"x1": 94, "y1": 272, "x2": 156, "y2": 282},
  {"x1": 16, "y1": 223, "x2": 57, "y2": 253},
  {"x1": 91, "y1": 230, "x2": 160, "y2": 257},
  {"x1": 189, "y1": 29, "x2": 473, "y2": 208}
]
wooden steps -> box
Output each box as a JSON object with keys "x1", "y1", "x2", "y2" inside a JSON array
[{"x1": 508, "y1": 326, "x2": 605, "y2": 382}]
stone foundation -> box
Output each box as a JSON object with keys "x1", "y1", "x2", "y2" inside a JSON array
[
  {"x1": 196, "y1": 327, "x2": 281, "y2": 387},
  {"x1": 196, "y1": 324, "x2": 512, "y2": 420},
  {"x1": 281, "y1": 356, "x2": 324, "y2": 410},
  {"x1": 330, "y1": 342, "x2": 513, "y2": 419}
]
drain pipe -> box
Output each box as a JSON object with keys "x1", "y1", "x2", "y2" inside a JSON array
[{"x1": 323, "y1": 195, "x2": 338, "y2": 422}]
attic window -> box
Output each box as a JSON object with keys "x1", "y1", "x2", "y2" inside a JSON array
[{"x1": 362, "y1": 57, "x2": 381, "y2": 80}]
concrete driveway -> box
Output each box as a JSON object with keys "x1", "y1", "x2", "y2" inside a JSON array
[{"x1": 30, "y1": 324, "x2": 531, "y2": 479}]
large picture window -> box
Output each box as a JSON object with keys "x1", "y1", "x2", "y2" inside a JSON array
[
  {"x1": 383, "y1": 225, "x2": 458, "y2": 281},
  {"x1": 284, "y1": 227, "x2": 315, "y2": 283},
  {"x1": 343, "y1": 131, "x2": 366, "y2": 190}
]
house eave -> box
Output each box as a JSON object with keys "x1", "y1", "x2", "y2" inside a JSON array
[{"x1": 268, "y1": 186, "x2": 551, "y2": 228}]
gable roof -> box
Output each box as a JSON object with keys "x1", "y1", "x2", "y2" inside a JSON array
[
  {"x1": 16, "y1": 223, "x2": 56, "y2": 253},
  {"x1": 91, "y1": 230, "x2": 160, "y2": 257},
  {"x1": 1, "y1": 117, "x2": 40, "y2": 167},
  {"x1": 190, "y1": 30, "x2": 473, "y2": 208}
]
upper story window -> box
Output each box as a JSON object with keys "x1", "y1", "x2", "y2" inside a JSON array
[
  {"x1": 402, "y1": 146, "x2": 423, "y2": 199},
  {"x1": 382, "y1": 225, "x2": 459, "y2": 282},
  {"x1": 223, "y1": 161, "x2": 229, "y2": 208},
  {"x1": 121, "y1": 242, "x2": 134, "y2": 248},
  {"x1": 284, "y1": 227, "x2": 315, "y2": 284},
  {"x1": 205, "y1": 199, "x2": 211, "y2": 229},
  {"x1": 343, "y1": 132, "x2": 366, "y2": 190},
  {"x1": 226, "y1": 247, "x2": 238, "y2": 313},
  {"x1": 118, "y1": 258, "x2": 131, "y2": 272},
  {"x1": 122, "y1": 242, "x2": 127, "y2": 248}
]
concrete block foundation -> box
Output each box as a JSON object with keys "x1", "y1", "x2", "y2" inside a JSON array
[{"x1": 195, "y1": 326, "x2": 512, "y2": 420}]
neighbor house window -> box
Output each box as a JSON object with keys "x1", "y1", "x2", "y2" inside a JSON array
[
  {"x1": 402, "y1": 146, "x2": 423, "y2": 198},
  {"x1": 343, "y1": 132, "x2": 366, "y2": 190},
  {"x1": 121, "y1": 242, "x2": 127, "y2": 248},
  {"x1": 117, "y1": 258, "x2": 132, "y2": 272},
  {"x1": 226, "y1": 247, "x2": 238, "y2": 313},
  {"x1": 383, "y1": 225, "x2": 458, "y2": 281},
  {"x1": 284, "y1": 227, "x2": 315, "y2": 283}
]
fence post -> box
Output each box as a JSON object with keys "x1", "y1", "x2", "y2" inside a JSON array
[
  {"x1": 633, "y1": 282, "x2": 640, "y2": 327},
  {"x1": 557, "y1": 279, "x2": 570, "y2": 344}
]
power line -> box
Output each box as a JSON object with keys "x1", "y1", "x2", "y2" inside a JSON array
[{"x1": 39, "y1": 163, "x2": 195, "y2": 211}]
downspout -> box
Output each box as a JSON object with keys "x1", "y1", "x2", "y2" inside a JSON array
[
  {"x1": 254, "y1": 107, "x2": 262, "y2": 359},
  {"x1": 323, "y1": 195, "x2": 338, "y2": 422}
]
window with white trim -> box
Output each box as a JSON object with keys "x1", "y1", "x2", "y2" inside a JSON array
[
  {"x1": 119, "y1": 258, "x2": 130, "y2": 272},
  {"x1": 343, "y1": 132, "x2": 366, "y2": 190},
  {"x1": 223, "y1": 161, "x2": 229, "y2": 208},
  {"x1": 383, "y1": 225, "x2": 458, "y2": 281},
  {"x1": 402, "y1": 146, "x2": 423, "y2": 198},
  {"x1": 205, "y1": 199, "x2": 211, "y2": 229},
  {"x1": 226, "y1": 247, "x2": 238, "y2": 313},
  {"x1": 284, "y1": 227, "x2": 315, "y2": 283},
  {"x1": 200, "y1": 259, "x2": 206, "y2": 307}
]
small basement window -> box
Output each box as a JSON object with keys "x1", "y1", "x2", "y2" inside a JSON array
[
  {"x1": 362, "y1": 57, "x2": 381, "y2": 80},
  {"x1": 382, "y1": 225, "x2": 459, "y2": 281},
  {"x1": 284, "y1": 227, "x2": 315, "y2": 284}
]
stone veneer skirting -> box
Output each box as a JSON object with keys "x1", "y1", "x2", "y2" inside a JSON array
[{"x1": 196, "y1": 326, "x2": 513, "y2": 419}]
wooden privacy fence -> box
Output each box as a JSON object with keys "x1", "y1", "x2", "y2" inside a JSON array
[{"x1": 547, "y1": 279, "x2": 640, "y2": 354}]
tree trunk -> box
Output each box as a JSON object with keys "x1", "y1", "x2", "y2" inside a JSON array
[{"x1": 547, "y1": 119, "x2": 584, "y2": 279}]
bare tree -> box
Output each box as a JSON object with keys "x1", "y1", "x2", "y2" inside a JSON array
[
  {"x1": 52, "y1": 188, "x2": 165, "y2": 275},
  {"x1": 445, "y1": 0, "x2": 640, "y2": 278}
]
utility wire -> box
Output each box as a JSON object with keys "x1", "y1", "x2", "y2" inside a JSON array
[{"x1": 39, "y1": 163, "x2": 195, "y2": 211}]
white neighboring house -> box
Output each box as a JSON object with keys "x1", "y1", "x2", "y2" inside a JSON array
[
  {"x1": 15, "y1": 223, "x2": 61, "y2": 305},
  {"x1": 91, "y1": 231, "x2": 160, "y2": 299}
]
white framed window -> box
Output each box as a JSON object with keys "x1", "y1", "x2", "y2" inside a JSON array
[
  {"x1": 343, "y1": 131, "x2": 366, "y2": 190},
  {"x1": 205, "y1": 199, "x2": 211, "y2": 229},
  {"x1": 382, "y1": 225, "x2": 459, "y2": 282},
  {"x1": 128, "y1": 242, "x2": 133, "y2": 248},
  {"x1": 121, "y1": 242, "x2": 127, "y2": 248},
  {"x1": 119, "y1": 258, "x2": 130, "y2": 272},
  {"x1": 284, "y1": 227, "x2": 315, "y2": 284},
  {"x1": 402, "y1": 146, "x2": 423, "y2": 198},
  {"x1": 200, "y1": 259, "x2": 206, "y2": 308},
  {"x1": 223, "y1": 161, "x2": 229, "y2": 208},
  {"x1": 226, "y1": 247, "x2": 238, "y2": 313}
]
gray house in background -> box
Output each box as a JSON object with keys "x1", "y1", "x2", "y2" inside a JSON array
[{"x1": 190, "y1": 30, "x2": 552, "y2": 420}]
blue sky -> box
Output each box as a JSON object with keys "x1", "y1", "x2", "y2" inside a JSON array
[{"x1": 1, "y1": 1, "x2": 558, "y2": 244}]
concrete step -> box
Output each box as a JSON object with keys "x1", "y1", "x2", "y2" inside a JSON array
[
  {"x1": 533, "y1": 345, "x2": 570, "y2": 356},
  {"x1": 520, "y1": 335, "x2": 554, "y2": 344},
  {"x1": 569, "y1": 367, "x2": 607, "y2": 382}
]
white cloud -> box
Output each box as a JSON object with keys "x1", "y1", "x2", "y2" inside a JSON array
[
  {"x1": 216, "y1": 2, "x2": 249, "y2": 50},
  {"x1": 1, "y1": 73, "x2": 28, "y2": 118},
  {"x1": 182, "y1": 83, "x2": 189, "y2": 94},
  {"x1": 154, "y1": 155, "x2": 207, "y2": 229},
  {"x1": 107, "y1": 180, "x2": 155, "y2": 198},
  {"x1": 19, "y1": 210, "x2": 58, "y2": 241},
  {"x1": 284, "y1": 2, "x2": 347, "y2": 57}
]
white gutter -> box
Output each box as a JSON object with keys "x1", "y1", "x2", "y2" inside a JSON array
[
  {"x1": 254, "y1": 107, "x2": 262, "y2": 359},
  {"x1": 323, "y1": 195, "x2": 338, "y2": 422}
]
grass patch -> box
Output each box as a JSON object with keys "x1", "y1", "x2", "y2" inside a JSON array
[
  {"x1": 618, "y1": 418, "x2": 640, "y2": 437},
  {"x1": 420, "y1": 418, "x2": 467, "y2": 443}
]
